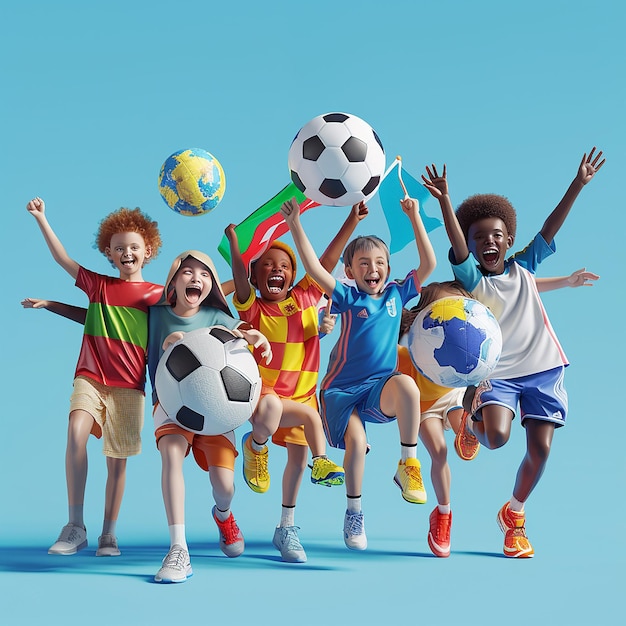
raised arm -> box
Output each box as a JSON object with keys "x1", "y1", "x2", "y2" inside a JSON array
[
  {"x1": 535, "y1": 268, "x2": 599, "y2": 293},
  {"x1": 224, "y1": 224, "x2": 253, "y2": 304},
  {"x1": 319, "y1": 201, "x2": 368, "y2": 271},
  {"x1": 21, "y1": 297, "x2": 87, "y2": 324},
  {"x1": 26, "y1": 197, "x2": 80, "y2": 279},
  {"x1": 280, "y1": 198, "x2": 336, "y2": 296},
  {"x1": 422, "y1": 165, "x2": 470, "y2": 264},
  {"x1": 400, "y1": 197, "x2": 436, "y2": 286},
  {"x1": 540, "y1": 147, "x2": 605, "y2": 244}
]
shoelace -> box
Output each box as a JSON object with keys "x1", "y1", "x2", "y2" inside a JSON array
[
  {"x1": 255, "y1": 451, "x2": 269, "y2": 480},
  {"x1": 58, "y1": 525, "x2": 82, "y2": 542},
  {"x1": 435, "y1": 515, "x2": 451, "y2": 541},
  {"x1": 219, "y1": 517, "x2": 241, "y2": 544},
  {"x1": 282, "y1": 528, "x2": 302, "y2": 550},
  {"x1": 346, "y1": 514, "x2": 363, "y2": 535},
  {"x1": 405, "y1": 466, "x2": 425, "y2": 490},
  {"x1": 163, "y1": 547, "x2": 187, "y2": 568}
]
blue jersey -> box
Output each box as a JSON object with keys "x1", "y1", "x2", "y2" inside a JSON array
[{"x1": 321, "y1": 270, "x2": 421, "y2": 390}]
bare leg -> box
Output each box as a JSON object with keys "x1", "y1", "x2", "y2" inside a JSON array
[
  {"x1": 343, "y1": 413, "x2": 367, "y2": 497},
  {"x1": 471, "y1": 404, "x2": 514, "y2": 449},
  {"x1": 512, "y1": 419, "x2": 556, "y2": 503},
  {"x1": 419, "y1": 418, "x2": 450, "y2": 506},
  {"x1": 158, "y1": 434, "x2": 187, "y2": 525},
  {"x1": 379, "y1": 374, "x2": 420, "y2": 445},
  {"x1": 279, "y1": 399, "x2": 326, "y2": 457},
  {"x1": 103, "y1": 457, "x2": 127, "y2": 522},
  {"x1": 249, "y1": 394, "x2": 283, "y2": 443},
  {"x1": 65, "y1": 409, "x2": 95, "y2": 512},
  {"x1": 209, "y1": 466, "x2": 236, "y2": 511},
  {"x1": 282, "y1": 443, "x2": 308, "y2": 507}
]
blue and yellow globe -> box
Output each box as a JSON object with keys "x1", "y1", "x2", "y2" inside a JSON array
[
  {"x1": 408, "y1": 297, "x2": 502, "y2": 388},
  {"x1": 158, "y1": 148, "x2": 226, "y2": 216}
]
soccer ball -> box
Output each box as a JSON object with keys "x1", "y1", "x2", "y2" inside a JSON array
[
  {"x1": 158, "y1": 148, "x2": 226, "y2": 216},
  {"x1": 408, "y1": 297, "x2": 502, "y2": 388},
  {"x1": 288, "y1": 112, "x2": 385, "y2": 207},
  {"x1": 155, "y1": 327, "x2": 261, "y2": 435}
]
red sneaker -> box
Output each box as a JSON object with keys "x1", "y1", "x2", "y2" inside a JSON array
[
  {"x1": 497, "y1": 502, "x2": 534, "y2": 558},
  {"x1": 454, "y1": 411, "x2": 480, "y2": 461},
  {"x1": 427, "y1": 507, "x2": 452, "y2": 558}
]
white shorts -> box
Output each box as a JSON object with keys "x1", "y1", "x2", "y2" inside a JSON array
[{"x1": 420, "y1": 387, "x2": 465, "y2": 430}]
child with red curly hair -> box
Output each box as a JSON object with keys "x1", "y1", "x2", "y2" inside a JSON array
[{"x1": 27, "y1": 197, "x2": 163, "y2": 557}]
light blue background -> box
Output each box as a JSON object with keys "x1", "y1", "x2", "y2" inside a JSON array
[{"x1": 2, "y1": 1, "x2": 624, "y2": 624}]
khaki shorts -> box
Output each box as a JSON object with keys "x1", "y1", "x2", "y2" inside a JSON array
[
  {"x1": 69, "y1": 376, "x2": 145, "y2": 458},
  {"x1": 420, "y1": 387, "x2": 465, "y2": 430}
]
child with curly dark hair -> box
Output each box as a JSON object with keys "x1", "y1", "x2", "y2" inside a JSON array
[
  {"x1": 421, "y1": 148, "x2": 605, "y2": 558},
  {"x1": 27, "y1": 197, "x2": 163, "y2": 557}
]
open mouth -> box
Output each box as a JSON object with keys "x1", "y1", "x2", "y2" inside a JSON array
[
  {"x1": 267, "y1": 275, "x2": 285, "y2": 294},
  {"x1": 482, "y1": 248, "x2": 499, "y2": 266},
  {"x1": 185, "y1": 286, "x2": 203, "y2": 303},
  {"x1": 365, "y1": 277, "x2": 380, "y2": 289}
]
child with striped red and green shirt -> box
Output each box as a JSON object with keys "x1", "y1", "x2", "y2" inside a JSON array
[{"x1": 27, "y1": 197, "x2": 163, "y2": 557}]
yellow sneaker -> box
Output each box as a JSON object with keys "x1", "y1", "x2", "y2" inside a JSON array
[
  {"x1": 241, "y1": 432, "x2": 270, "y2": 493},
  {"x1": 497, "y1": 502, "x2": 534, "y2": 558},
  {"x1": 393, "y1": 458, "x2": 427, "y2": 504},
  {"x1": 310, "y1": 456, "x2": 345, "y2": 487}
]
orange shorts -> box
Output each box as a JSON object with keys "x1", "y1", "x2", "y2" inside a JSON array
[
  {"x1": 155, "y1": 422, "x2": 237, "y2": 472},
  {"x1": 260, "y1": 384, "x2": 317, "y2": 448}
]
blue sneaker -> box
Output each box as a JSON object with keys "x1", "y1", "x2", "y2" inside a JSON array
[{"x1": 272, "y1": 526, "x2": 307, "y2": 563}]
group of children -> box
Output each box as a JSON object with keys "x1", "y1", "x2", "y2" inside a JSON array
[{"x1": 23, "y1": 146, "x2": 604, "y2": 582}]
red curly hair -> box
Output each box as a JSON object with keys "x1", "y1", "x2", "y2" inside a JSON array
[{"x1": 95, "y1": 207, "x2": 162, "y2": 262}]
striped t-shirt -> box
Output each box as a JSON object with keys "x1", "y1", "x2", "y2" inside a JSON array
[{"x1": 74, "y1": 266, "x2": 163, "y2": 391}]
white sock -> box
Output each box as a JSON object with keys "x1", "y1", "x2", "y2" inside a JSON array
[
  {"x1": 169, "y1": 524, "x2": 188, "y2": 551},
  {"x1": 102, "y1": 519, "x2": 117, "y2": 536},
  {"x1": 401, "y1": 443, "x2": 417, "y2": 462},
  {"x1": 280, "y1": 505, "x2": 295, "y2": 527},
  {"x1": 69, "y1": 505, "x2": 84, "y2": 528},
  {"x1": 509, "y1": 497, "x2": 524, "y2": 513},
  {"x1": 251, "y1": 437, "x2": 267, "y2": 452},
  {"x1": 347, "y1": 496, "x2": 362, "y2": 514},
  {"x1": 438, "y1": 503, "x2": 451, "y2": 515},
  {"x1": 214, "y1": 506, "x2": 231, "y2": 522}
]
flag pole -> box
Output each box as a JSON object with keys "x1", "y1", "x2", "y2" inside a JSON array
[{"x1": 395, "y1": 155, "x2": 409, "y2": 199}]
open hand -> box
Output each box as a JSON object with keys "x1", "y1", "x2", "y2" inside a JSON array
[
  {"x1": 421, "y1": 164, "x2": 449, "y2": 198},
  {"x1": 577, "y1": 147, "x2": 605, "y2": 185}
]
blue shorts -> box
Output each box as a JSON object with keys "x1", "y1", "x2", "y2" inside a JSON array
[
  {"x1": 320, "y1": 373, "x2": 401, "y2": 449},
  {"x1": 470, "y1": 366, "x2": 567, "y2": 427}
]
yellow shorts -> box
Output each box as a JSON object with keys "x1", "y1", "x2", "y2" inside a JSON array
[
  {"x1": 155, "y1": 421, "x2": 237, "y2": 472},
  {"x1": 69, "y1": 376, "x2": 145, "y2": 458},
  {"x1": 260, "y1": 385, "x2": 316, "y2": 448}
]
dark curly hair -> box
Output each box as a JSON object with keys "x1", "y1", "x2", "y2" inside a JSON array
[
  {"x1": 95, "y1": 207, "x2": 162, "y2": 263},
  {"x1": 456, "y1": 194, "x2": 517, "y2": 240}
]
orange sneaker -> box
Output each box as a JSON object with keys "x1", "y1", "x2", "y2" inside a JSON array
[
  {"x1": 427, "y1": 507, "x2": 451, "y2": 558},
  {"x1": 497, "y1": 502, "x2": 534, "y2": 558},
  {"x1": 454, "y1": 410, "x2": 480, "y2": 461}
]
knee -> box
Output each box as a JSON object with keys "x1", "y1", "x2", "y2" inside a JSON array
[{"x1": 484, "y1": 428, "x2": 510, "y2": 450}]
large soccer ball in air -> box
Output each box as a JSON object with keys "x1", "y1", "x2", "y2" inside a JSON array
[
  {"x1": 155, "y1": 327, "x2": 261, "y2": 435},
  {"x1": 158, "y1": 148, "x2": 226, "y2": 216},
  {"x1": 408, "y1": 297, "x2": 502, "y2": 388},
  {"x1": 288, "y1": 112, "x2": 385, "y2": 207}
]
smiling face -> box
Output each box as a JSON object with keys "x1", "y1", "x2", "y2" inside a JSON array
[
  {"x1": 170, "y1": 257, "x2": 213, "y2": 316},
  {"x1": 251, "y1": 247, "x2": 294, "y2": 302},
  {"x1": 105, "y1": 231, "x2": 151, "y2": 281},
  {"x1": 467, "y1": 217, "x2": 514, "y2": 275},
  {"x1": 345, "y1": 243, "x2": 390, "y2": 296}
]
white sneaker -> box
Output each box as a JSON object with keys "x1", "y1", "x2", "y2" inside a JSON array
[
  {"x1": 272, "y1": 526, "x2": 307, "y2": 563},
  {"x1": 154, "y1": 545, "x2": 193, "y2": 583},
  {"x1": 48, "y1": 523, "x2": 87, "y2": 555},
  {"x1": 343, "y1": 511, "x2": 367, "y2": 550},
  {"x1": 96, "y1": 533, "x2": 121, "y2": 557}
]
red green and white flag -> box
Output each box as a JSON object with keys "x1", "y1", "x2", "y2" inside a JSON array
[{"x1": 217, "y1": 182, "x2": 319, "y2": 267}]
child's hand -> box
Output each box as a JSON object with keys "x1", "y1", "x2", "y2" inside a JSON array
[
  {"x1": 224, "y1": 224, "x2": 238, "y2": 245},
  {"x1": 280, "y1": 197, "x2": 301, "y2": 227},
  {"x1": 576, "y1": 147, "x2": 605, "y2": 185},
  {"x1": 162, "y1": 331, "x2": 185, "y2": 350},
  {"x1": 567, "y1": 268, "x2": 599, "y2": 287},
  {"x1": 26, "y1": 197, "x2": 46, "y2": 217},
  {"x1": 240, "y1": 328, "x2": 273, "y2": 365},
  {"x1": 351, "y1": 201, "x2": 369, "y2": 221},
  {"x1": 21, "y1": 297, "x2": 49, "y2": 309},
  {"x1": 319, "y1": 298, "x2": 337, "y2": 334},
  {"x1": 421, "y1": 164, "x2": 449, "y2": 199},
  {"x1": 400, "y1": 197, "x2": 419, "y2": 215}
]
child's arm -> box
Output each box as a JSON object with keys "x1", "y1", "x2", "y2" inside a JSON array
[
  {"x1": 540, "y1": 147, "x2": 605, "y2": 245},
  {"x1": 26, "y1": 197, "x2": 80, "y2": 279},
  {"x1": 535, "y1": 268, "x2": 599, "y2": 292},
  {"x1": 319, "y1": 201, "x2": 368, "y2": 271},
  {"x1": 21, "y1": 297, "x2": 87, "y2": 324},
  {"x1": 224, "y1": 225, "x2": 253, "y2": 304},
  {"x1": 422, "y1": 165, "x2": 470, "y2": 264},
  {"x1": 280, "y1": 199, "x2": 336, "y2": 296},
  {"x1": 401, "y1": 197, "x2": 436, "y2": 286}
]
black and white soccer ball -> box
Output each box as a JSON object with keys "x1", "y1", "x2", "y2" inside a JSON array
[
  {"x1": 288, "y1": 112, "x2": 385, "y2": 207},
  {"x1": 155, "y1": 326, "x2": 261, "y2": 436}
]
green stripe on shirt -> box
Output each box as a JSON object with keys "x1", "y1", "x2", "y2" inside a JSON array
[{"x1": 84, "y1": 302, "x2": 148, "y2": 348}]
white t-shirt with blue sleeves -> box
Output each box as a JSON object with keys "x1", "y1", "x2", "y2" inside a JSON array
[{"x1": 452, "y1": 234, "x2": 568, "y2": 380}]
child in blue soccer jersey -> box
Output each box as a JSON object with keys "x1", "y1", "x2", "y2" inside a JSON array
[
  {"x1": 281, "y1": 196, "x2": 436, "y2": 550},
  {"x1": 421, "y1": 148, "x2": 604, "y2": 558}
]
